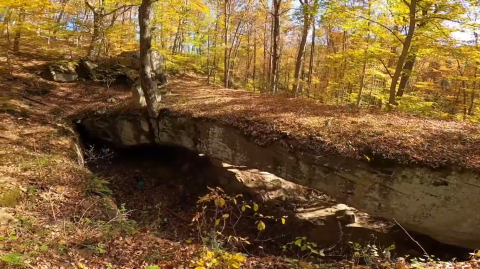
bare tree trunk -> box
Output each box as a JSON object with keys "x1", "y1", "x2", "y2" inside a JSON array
[
  {"x1": 388, "y1": 0, "x2": 417, "y2": 105},
  {"x1": 139, "y1": 0, "x2": 159, "y2": 117}
]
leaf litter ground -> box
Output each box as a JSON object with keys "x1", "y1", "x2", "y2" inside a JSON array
[{"x1": 1, "y1": 56, "x2": 479, "y2": 269}]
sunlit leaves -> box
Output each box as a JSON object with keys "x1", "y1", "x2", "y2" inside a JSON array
[{"x1": 256, "y1": 220, "x2": 265, "y2": 231}]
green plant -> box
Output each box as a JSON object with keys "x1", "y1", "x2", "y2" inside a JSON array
[
  {"x1": 146, "y1": 265, "x2": 160, "y2": 269},
  {"x1": 282, "y1": 236, "x2": 325, "y2": 262},
  {"x1": 193, "y1": 187, "x2": 286, "y2": 251},
  {"x1": 86, "y1": 176, "x2": 113, "y2": 197},
  {"x1": 348, "y1": 241, "x2": 395, "y2": 266},
  {"x1": 88, "y1": 242, "x2": 107, "y2": 255},
  {"x1": 0, "y1": 231, "x2": 18, "y2": 241},
  {"x1": 1, "y1": 252, "x2": 25, "y2": 266}
]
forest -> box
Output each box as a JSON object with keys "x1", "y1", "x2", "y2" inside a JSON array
[{"x1": 1, "y1": 0, "x2": 479, "y2": 120}]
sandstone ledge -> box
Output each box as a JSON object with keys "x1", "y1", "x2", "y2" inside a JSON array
[{"x1": 79, "y1": 110, "x2": 480, "y2": 249}]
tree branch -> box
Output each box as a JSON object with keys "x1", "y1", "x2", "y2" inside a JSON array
[
  {"x1": 379, "y1": 58, "x2": 394, "y2": 78},
  {"x1": 84, "y1": 0, "x2": 95, "y2": 12},
  {"x1": 356, "y1": 15, "x2": 405, "y2": 44},
  {"x1": 104, "y1": 4, "x2": 139, "y2": 16}
]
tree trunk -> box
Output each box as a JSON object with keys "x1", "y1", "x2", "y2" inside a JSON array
[
  {"x1": 253, "y1": 28, "x2": 257, "y2": 92},
  {"x1": 307, "y1": 21, "x2": 315, "y2": 94},
  {"x1": 207, "y1": 33, "x2": 211, "y2": 84},
  {"x1": 223, "y1": 0, "x2": 230, "y2": 88},
  {"x1": 468, "y1": 32, "x2": 478, "y2": 115},
  {"x1": 139, "y1": 0, "x2": 159, "y2": 118},
  {"x1": 245, "y1": 26, "x2": 251, "y2": 82},
  {"x1": 13, "y1": 8, "x2": 25, "y2": 53},
  {"x1": 388, "y1": 0, "x2": 417, "y2": 105},
  {"x1": 270, "y1": 0, "x2": 281, "y2": 93},
  {"x1": 293, "y1": 21, "x2": 310, "y2": 95},
  {"x1": 263, "y1": 12, "x2": 268, "y2": 91},
  {"x1": 357, "y1": 0, "x2": 372, "y2": 108},
  {"x1": 293, "y1": 0, "x2": 316, "y2": 95},
  {"x1": 52, "y1": 0, "x2": 70, "y2": 39},
  {"x1": 5, "y1": 9, "x2": 11, "y2": 46},
  {"x1": 396, "y1": 9, "x2": 428, "y2": 97},
  {"x1": 86, "y1": 11, "x2": 104, "y2": 59},
  {"x1": 396, "y1": 47, "x2": 418, "y2": 97}
]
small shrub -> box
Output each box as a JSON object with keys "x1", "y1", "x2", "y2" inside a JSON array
[{"x1": 86, "y1": 176, "x2": 112, "y2": 197}]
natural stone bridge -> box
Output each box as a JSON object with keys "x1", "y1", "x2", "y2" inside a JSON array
[{"x1": 78, "y1": 110, "x2": 480, "y2": 250}]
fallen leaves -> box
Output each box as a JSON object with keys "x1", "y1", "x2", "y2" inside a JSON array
[{"x1": 157, "y1": 78, "x2": 480, "y2": 171}]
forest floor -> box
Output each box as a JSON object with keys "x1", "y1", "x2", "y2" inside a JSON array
[
  {"x1": 154, "y1": 76, "x2": 480, "y2": 172},
  {"x1": 1, "y1": 53, "x2": 480, "y2": 269}
]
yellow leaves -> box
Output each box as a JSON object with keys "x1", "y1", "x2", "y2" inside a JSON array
[
  {"x1": 253, "y1": 203, "x2": 259, "y2": 212},
  {"x1": 225, "y1": 253, "x2": 246, "y2": 269},
  {"x1": 241, "y1": 205, "x2": 251, "y2": 211},
  {"x1": 76, "y1": 262, "x2": 86, "y2": 269},
  {"x1": 215, "y1": 219, "x2": 220, "y2": 226},
  {"x1": 192, "y1": 250, "x2": 246, "y2": 269},
  {"x1": 257, "y1": 221, "x2": 265, "y2": 231},
  {"x1": 281, "y1": 218, "x2": 286, "y2": 225},
  {"x1": 215, "y1": 198, "x2": 225, "y2": 207}
]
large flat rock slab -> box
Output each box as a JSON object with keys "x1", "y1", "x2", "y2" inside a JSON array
[{"x1": 79, "y1": 112, "x2": 480, "y2": 249}]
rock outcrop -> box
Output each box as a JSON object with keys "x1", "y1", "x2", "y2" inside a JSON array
[
  {"x1": 78, "y1": 112, "x2": 480, "y2": 249},
  {"x1": 40, "y1": 61, "x2": 79, "y2": 82},
  {"x1": 41, "y1": 50, "x2": 167, "y2": 90}
]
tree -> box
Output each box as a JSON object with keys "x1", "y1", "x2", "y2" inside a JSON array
[
  {"x1": 139, "y1": 0, "x2": 160, "y2": 117},
  {"x1": 84, "y1": 0, "x2": 135, "y2": 60},
  {"x1": 292, "y1": 0, "x2": 319, "y2": 95},
  {"x1": 387, "y1": 0, "x2": 418, "y2": 105}
]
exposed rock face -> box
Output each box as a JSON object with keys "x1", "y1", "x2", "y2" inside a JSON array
[
  {"x1": 131, "y1": 82, "x2": 163, "y2": 108},
  {"x1": 40, "y1": 61, "x2": 79, "y2": 82},
  {"x1": 78, "y1": 112, "x2": 480, "y2": 249}
]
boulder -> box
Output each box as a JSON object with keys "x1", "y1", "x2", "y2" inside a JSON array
[
  {"x1": 40, "y1": 61, "x2": 79, "y2": 82},
  {"x1": 76, "y1": 59, "x2": 98, "y2": 79},
  {"x1": 117, "y1": 49, "x2": 165, "y2": 75},
  {"x1": 131, "y1": 82, "x2": 162, "y2": 108}
]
